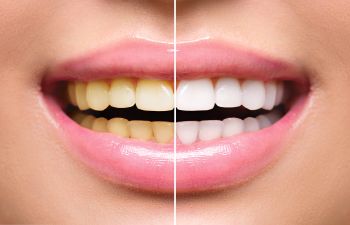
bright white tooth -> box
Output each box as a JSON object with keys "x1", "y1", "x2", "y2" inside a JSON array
[
  {"x1": 243, "y1": 117, "x2": 260, "y2": 132},
  {"x1": 242, "y1": 80, "x2": 266, "y2": 110},
  {"x1": 109, "y1": 78, "x2": 136, "y2": 108},
  {"x1": 86, "y1": 80, "x2": 110, "y2": 111},
  {"x1": 257, "y1": 115, "x2": 272, "y2": 129},
  {"x1": 275, "y1": 82, "x2": 284, "y2": 106},
  {"x1": 198, "y1": 120, "x2": 223, "y2": 141},
  {"x1": 91, "y1": 117, "x2": 108, "y2": 132},
  {"x1": 136, "y1": 79, "x2": 174, "y2": 111},
  {"x1": 176, "y1": 121, "x2": 199, "y2": 145},
  {"x1": 177, "y1": 79, "x2": 215, "y2": 111},
  {"x1": 215, "y1": 77, "x2": 242, "y2": 108},
  {"x1": 75, "y1": 82, "x2": 89, "y2": 110},
  {"x1": 266, "y1": 111, "x2": 282, "y2": 124},
  {"x1": 222, "y1": 118, "x2": 244, "y2": 137},
  {"x1": 263, "y1": 81, "x2": 277, "y2": 110}
]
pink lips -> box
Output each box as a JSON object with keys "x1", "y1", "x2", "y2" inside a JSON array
[{"x1": 45, "y1": 39, "x2": 308, "y2": 193}]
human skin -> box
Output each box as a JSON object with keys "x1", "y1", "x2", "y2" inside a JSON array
[
  {"x1": 0, "y1": 1, "x2": 173, "y2": 224},
  {"x1": 176, "y1": 1, "x2": 350, "y2": 224},
  {"x1": 1, "y1": 1, "x2": 350, "y2": 225}
]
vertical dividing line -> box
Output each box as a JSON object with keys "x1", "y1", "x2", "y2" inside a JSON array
[{"x1": 173, "y1": 0, "x2": 177, "y2": 224}]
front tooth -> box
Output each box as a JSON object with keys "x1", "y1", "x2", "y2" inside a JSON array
[
  {"x1": 152, "y1": 122, "x2": 174, "y2": 144},
  {"x1": 80, "y1": 115, "x2": 96, "y2": 129},
  {"x1": 67, "y1": 83, "x2": 77, "y2": 106},
  {"x1": 129, "y1": 120, "x2": 153, "y2": 141},
  {"x1": 177, "y1": 79, "x2": 215, "y2": 111},
  {"x1": 242, "y1": 80, "x2": 266, "y2": 110},
  {"x1": 136, "y1": 79, "x2": 174, "y2": 111},
  {"x1": 256, "y1": 115, "x2": 272, "y2": 129},
  {"x1": 91, "y1": 117, "x2": 108, "y2": 132},
  {"x1": 215, "y1": 77, "x2": 242, "y2": 108},
  {"x1": 75, "y1": 82, "x2": 89, "y2": 110},
  {"x1": 263, "y1": 81, "x2": 277, "y2": 110},
  {"x1": 243, "y1": 117, "x2": 260, "y2": 132},
  {"x1": 110, "y1": 78, "x2": 136, "y2": 108},
  {"x1": 198, "y1": 120, "x2": 223, "y2": 141},
  {"x1": 275, "y1": 82, "x2": 284, "y2": 106},
  {"x1": 86, "y1": 80, "x2": 110, "y2": 111},
  {"x1": 107, "y1": 118, "x2": 130, "y2": 138},
  {"x1": 222, "y1": 117, "x2": 244, "y2": 137},
  {"x1": 176, "y1": 121, "x2": 199, "y2": 145}
]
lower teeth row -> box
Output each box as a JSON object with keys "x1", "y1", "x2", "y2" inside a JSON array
[{"x1": 70, "y1": 111, "x2": 281, "y2": 145}]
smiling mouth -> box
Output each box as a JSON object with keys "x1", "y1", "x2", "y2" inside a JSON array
[{"x1": 44, "y1": 39, "x2": 309, "y2": 193}]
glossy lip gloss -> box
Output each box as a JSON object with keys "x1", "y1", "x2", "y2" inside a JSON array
[{"x1": 43, "y1": 39, "x2": 309, "y2": 193}]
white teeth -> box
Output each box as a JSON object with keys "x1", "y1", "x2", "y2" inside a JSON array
[
  {"x1": 176, "y1": 121, "x2": 199, "y2": 145},
  {"x1": 275, "y1": 82, "x2": 284, "y2": 106},
  {"x1": 215, "y1": 78, "x2": 242, "y2": 108},
  {"x1": 198, "y1": 120, "x2": 223, "y2": 141},
  {"x1": 177, "y1": 79, "x2": 215, "y2": 111},
  {"x1": 263, "y1": 81, "x2": 277, "y2": 110},
  {"x1": 222, "y1": 117, "x2": 244, "y2": 137},
  {"x1": 256, "y1": 115, "x2": 272, "y2": 129},
  {"x1": 136, "y1": 79, "x2": 174, "y2": 111},
  {"x1": 243, "y1": 117, "x2": 260, "y2": 132},
  {"x1": 242, "y1": 80, "x2": 266, "y2": 110},
  {"x1": 266, "y1": 111, "x2": 282, "y2": 124}
]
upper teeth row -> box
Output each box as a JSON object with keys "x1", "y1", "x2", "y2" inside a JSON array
[{"x1": 67, "y1": 77, "x2": 284, "y2": 112}]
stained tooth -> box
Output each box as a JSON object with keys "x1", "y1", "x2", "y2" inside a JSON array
[
  {"x1": 177, "y1": 79, "x2": 215, "y2": 111},
  {"x1": 222, "y1": 118, "x2": 244, "y2": 137},
  {"x1": 67, "y1": 83, "x2": 77, "y2": 106},
  {"x1": 242, "y1": 80, "x2": 266, "y2": 110},
  {"x1": 243, "y1": 117, "x2": 260, "y2": 132},
  {"x1": 110, "y1": 78, "x2": 136, "y2": 108},
  {"x1": 275, "y1": 82, "x2": 284, "y2": 106},
  {"x1": 263, "y1": 81, "x2": 277, "y2": 110},
  {"x1": 152, "y1": 122, "x2": 174, "y2": 144},
  {"x1": 107, "y1": 118, "x2": 130, "y2": 138},
  {"x1": 198, "y1": 120, "x2": 223, "y2": 141},
  {"x1": 80, "y1": 115, "x2": 95, "y2": 129},
  {"x1": 136, "y1": 79, "x2": 174, "y2": 111},
  {"x1": 75, "y1": 82, "x2": 89, "y2": 110},
  {"x1": 176, "y1": 121, "x2": 199, "y2": 145},
  {"x1": 86, "y1": 80, "x2": 110, "y2": 111},
  {"x1": 91, "y1": 117, "x2": 108, "y2": 132},
  {"x1": 215, "y1": 78, "x2": 242, "y2": 108},
  {"x1": 257, "y1": 115, "x2": 272, "y2": 129},
  {"x1": 71, "y1": 112, "x2": 85, "y2": 123},
  {"x1": 129, "y1": 120, "x2": 153, "y2": 141}
]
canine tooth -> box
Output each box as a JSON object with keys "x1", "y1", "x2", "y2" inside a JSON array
[
  {"x1": 275, "y1": 82, "x2": 284, "y2": 105},
  {"x1": 263, "y1": 81, "x2": 277, "y2": 110},
  {"x1": 222, "y1": 118, "x2": 244, "y2": 137},
  {"x1": 198, "y1": 120, "x2": 223, "y2": 141},
  {"x1": 177, "y1": 79, "x2": 215, "y2": 111},
  {"x1": 257, "y1": 115, "x2": 272, "y2": 129},
  {"x1": 136, "y1": 79, "x2": 174, "y2": 111},
  {"x1": 67, "y1": 83, "x2": 77, "y2": 105},
  {"x1": 215, "y1": 77, "x2": 242, "y2": 108},
  {"x1": 107, "y1": 118, "x2": 130, "y2": 138},
  {"x1": 243, "y1": 117, "x2": 260, "y2": 132},
  {"x1": 152, "y1": 122, "x2": 174, "y2": 144},
  {"x1": 110, "y1": 78, "x2": 136, "y2": 108},
  {"x1": 80, "y1": 115, "x2": 95, "y2": 129},
  {"x1": 86, "y1": 80, "x2": 110, "y2": 111},
  {"x1": 176, "y1": 121, "x2": 199, "y2": 145},
  {"x1": 242, "y1": 80, "x2": 266, "y2": 110},
  {"x1": 75, "y1": 82, "x2": 89, "y2": 110},
  {"x1": 129, "y1": 120, "x2": 153, "y2": 141},
  {"x1": 91, "y1": 117, "x2": 108, "y2": 132}
]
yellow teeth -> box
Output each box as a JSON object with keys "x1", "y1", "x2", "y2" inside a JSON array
[
  {"x1": 74, "y1": 113, "x2": 173, "y2": 144},
  {"x1": 136, "y1": 79, "x2": 174, "y2": 111},
  {"x1": 67, "y1": 78, "x2": 173, "y2": 112}
]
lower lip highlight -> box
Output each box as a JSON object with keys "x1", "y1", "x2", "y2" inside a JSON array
[{"x1": 45, "y1": 93, "x2": 306, "y2": 193}]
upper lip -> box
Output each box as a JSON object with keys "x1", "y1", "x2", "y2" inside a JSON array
[{"x1": 44, "y1": 38, "x2": 309, "y2": 193}]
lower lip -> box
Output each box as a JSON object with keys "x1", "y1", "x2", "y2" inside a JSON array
[{"x1": 44, "y1": 94, "x2": 306, "y2": 193}]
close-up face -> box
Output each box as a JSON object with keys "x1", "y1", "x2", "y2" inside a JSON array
[{"x1": 1, "y1": 1, "x2": 350, "y2": 224}]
